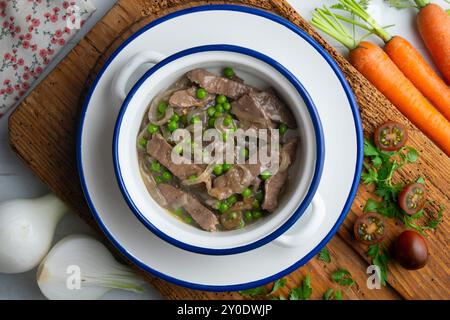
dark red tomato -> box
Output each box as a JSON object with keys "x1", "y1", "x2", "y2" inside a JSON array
[
  {"x1": 399, "y1": 183, "x2": 426, "y2": 215},
  {"x1": 395, "y1": 230, "x2": 428, "y2": 270},
  {"x1": 374, "y1": 122, "x2": 408, "y2": 151},
  {"x1": 353, "y1": 213, "x2": 386, "y2": 245}
]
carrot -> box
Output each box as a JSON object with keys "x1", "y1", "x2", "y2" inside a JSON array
[
  {"x1": 349, "y1": 41, "x2": 450, "y2": 156},
  {"x1": 384, "y1": 36, "x2": 450, "y2": 121},
  {"x1": 416, "y1": 2, "x2": 450, "y2": 84},
  {"x1": 335, "y1": 0, "x2": 450, "y2": 121},
  {"x1": 311, "y1": 6, "x2": 450, "y2": 156}
]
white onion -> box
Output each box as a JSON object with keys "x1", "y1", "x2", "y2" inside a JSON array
[
  {"x1": 37, "y1": 235, "x2": 146, "y2": 300},
  {"x1": 0, "y1": 194, "x2": 68, "y2": 274}
]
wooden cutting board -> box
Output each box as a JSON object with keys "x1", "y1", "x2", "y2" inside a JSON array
[{"x1": 8, "y1": 0, "x2": 449, "y2": 300}]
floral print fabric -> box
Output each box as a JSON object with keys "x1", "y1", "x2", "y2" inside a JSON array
[{"x1": 0, "y1": 0, "x2": 95, "y2": 117}]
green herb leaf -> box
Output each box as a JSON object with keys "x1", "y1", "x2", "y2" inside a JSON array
[
  {"x1": 318, "y1": 246, "x2": 331, "y2": 263},
  {"x1": 331, "y1": 269, "x2": 355, "y2": 287},
  {"x1": 425, "y1": 206, "x2": 444, "y2": 230},
  {"x1": 302, "y1": 275, "x2": 313, "y2": 299},
  {"x1": 416, "y1": 176, "x2": 425, "y2": 184},
  {"x1": 289, "y1": 275, "x2": 312, "y2": 300},
  {"x1": 323, "y1": 288, "x2": 334, "y2": 300},
  {"x1": 335, "y1": 289, "x2": 343, "y2": 300},
  {"x1": 239, "y1": 286, "x2": 267, "y2": 297},
  {"x1": 363, "y1": 198, "x2": 379, "y2": 212},
  {"x1": 366, "y1": 244, "x2": 389, "y2": 286},
  {"x1": 364, "y1": 139, "x2": 380, "y2": 157},
  {"x1": 361, "y1": 167, "x2": 378, "y2": 184},
  {"x1": 405, "y1": 147, "x2": 419, "y2": 163},
  {"x1": 371, "y1": 156, "x2": 382, "y2": 168},
  {"x1": 270, "y1": 278, "x2": 286, "y2": 294}
]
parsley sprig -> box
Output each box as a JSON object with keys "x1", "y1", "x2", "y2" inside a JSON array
[
  {"x1": 361, "y1": 139, "x2": 444, "y2": 235},
  {"x1": 366, "y1": 244, "x2": 389, "y2": 286},
  {"x1": 318, "y1": 246, "x2": 331, "y2": 263},
  {"x1": 289, "y1": 275, "x2": 313, "y2": 300},
  {"x1": 331, "y1": 268, "x2": 356, "y2": 287},
  {"x1": 239, "y1": 275, "x2": 312, "y2": 300},
  {"x1": 323, "y1": 288, "x2": 343, "y2": 300}
]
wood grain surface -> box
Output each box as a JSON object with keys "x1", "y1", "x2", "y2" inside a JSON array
[{"x1": 8, "y1": 0, "x2": 449, "y2": 300}]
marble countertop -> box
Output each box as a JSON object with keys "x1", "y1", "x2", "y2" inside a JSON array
[{"x1": 0, "y1": 0, "x2": 445, "y2": 300}]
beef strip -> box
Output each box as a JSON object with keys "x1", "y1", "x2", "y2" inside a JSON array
[
  {"x1": 262, "y1": 138, "x2": 298, "y2": 212},
  {"x1": 158, "y1": 184, "x2": 219, "y2": 231},
  {"x1": 187, "y1": 69, "x2": 252, "y2": 99},
  {"x1": 232, "y1": 91, "x2": 296, "y2": 129},
  {"x1": 250, "y1": 91, "x2": 296, "y2": 128},
  {"x1": 209, "y1": 163, "x2": 261, "y2": 200},
  {"x1": 231, "y1": 93, "x2": 275, "y2": 129},
  {"x1": 168, "y1": 87, "x2": 215, "y2": 108},
  {"x1": 146, "y1": 134, "x2": 203, "y2": 180}
]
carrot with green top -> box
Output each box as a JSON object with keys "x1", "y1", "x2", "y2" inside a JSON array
[
  {"x1": 335, "y1": 0, "x2": 450, "y2": 121},
  {"x1": 310, "y1": 5, "x2": 450, "y2": 156}
]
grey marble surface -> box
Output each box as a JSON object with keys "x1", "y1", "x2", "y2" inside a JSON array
[{"x1": 0, "y1": 0, "x2": 444, "y2": 300}]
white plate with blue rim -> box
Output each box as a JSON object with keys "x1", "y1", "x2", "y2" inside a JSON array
[{"x1": 77, "y1": 5, "x2": 363, "y2": 291}]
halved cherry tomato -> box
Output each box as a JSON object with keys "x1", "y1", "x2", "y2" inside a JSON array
[
  {"x1": 353, "y1": 213, "x2": 386, "y2": 245},
  {"x1": 374, "y1": 122, "x2": 408, "y2": 151},
  {"x1": 398, "y1": 183, "x2": 426, "y2": 215}
]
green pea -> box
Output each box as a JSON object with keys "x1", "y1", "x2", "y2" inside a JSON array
[
  {"x1": 216, "y1": 95, "x2": 227, "y2": 104},
  {"x1": 155, "y1": 176, "x2": 163, "y2": 184},
  {"x1": 252, "y1": 199, "x2": 260, "y2": 209},
  {"x1": 222, "y1": 163, "x2": 232, "y2": 171},
  {"x1": 174, "y1": 208, "x2": 183, "y2": 216},
  {"x1": 184, "y1": 216, "x2": 193, "y2": 224},
  {"x1": 228, "y1": 212, "x2": 238, "y2": 220},
  {"x1": 188, "y1": 174, "x2": 197, "y2": 181},
  {"x1": 150, "y1": 160, "x2": 161, "y2": 173},
  {"x1": 223, "y1": 102, "x2": 231, "y2": 111},
  {"x1": 208, "y1": 118, "x2": 215, "y2": 128},
  {"x1": 241, "y1": 148, "x2": 249, "y2": 158},
  {"x1": 223, "y1": 67, "x2": 234, "y2": 78},
  {"x1": 244, "y1": 211, "x2": 253, "y2": 221},
  {"x1": 213, "y1": 165, "x2": 223, "y2": 176},
  {"x1": 260, "y1": 170, "x2": 271, "y2": 181},
  {"x1": 138, "y1": 137, "x2": 147, "y2": 148},
  {"x1": 162, "y1": 171, "x2": 172, "y2": 181},
  {"x1": 227, "y1": 195, "x2": 238, "y2": 206},
  {"x1": 255, "y1": 191, "x2": 264, "y2": 202},
  {"x1": 223, "y1": 117, "x2": 232, "y2": 126},
  {"x1": 196, "y1": 88, "x2": 207, "y2": 99},
  {"x1": 190, "y1": 115, "x2": 201, "y2": 124},
  {"x1": 279, "y1": 123, "x2": 288, "y2": 135},
  {"x1": 167, "y1": 120, "x2": 178, "y2": 132},
  {"x1": 252, "y1": 210, "x2": 262, "y2": 219},
  {"x1": 215, "y1": 104, "x2": 224, "y2": 114},
  {"x1": 242, "y1": 188, "x2": 252, "y2": 198},
  {"x1": 171, "y1": 113, "x2": 180, "y2": 122},
  {"x1": 147, "y1": 123, "x2": 159, "y2": 134},
  {"x1": 207, "y1": 106, "x2": 216, "y2": 117},
  {"x1": 158, "y1": 102, "x2": 167, "y2": 114},
  {"x1": 218, "y1": 202, "x2": 229, "y2": 213}
]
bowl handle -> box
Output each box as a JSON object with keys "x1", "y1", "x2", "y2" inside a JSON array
[
  {"x1": 273, "y1": 193, "x2": 326, "y2": 248},
  {"x1": 111, "y1": 51, "x2": 166, "y2": 101}
]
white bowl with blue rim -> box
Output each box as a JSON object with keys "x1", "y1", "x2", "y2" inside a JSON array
[
  {"x1": 112, "y1": 44, "x2": 325, "y2": 255},
  {"x1": 78, "y1": 5, "x2": 363, "y2": 291}
]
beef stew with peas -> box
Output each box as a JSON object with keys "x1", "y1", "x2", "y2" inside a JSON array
[{"x1": 137, "y1": 67, "x2": 298, "y2": 232}]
